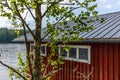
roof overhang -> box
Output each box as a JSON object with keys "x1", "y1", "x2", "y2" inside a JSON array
[
  {"x1": 42, "y1": 38, "x2": 120, "y2": 43},
  {"x1": 13, "y1": 38, "x2": 120, "y2": 43},
  {"x1": 82, "y1": 38, "x2": 120, "y2": 43}
]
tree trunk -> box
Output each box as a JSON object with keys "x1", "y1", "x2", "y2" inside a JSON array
[{"x1": 33, "y1": 4, "x2": 42, "y2": 80}]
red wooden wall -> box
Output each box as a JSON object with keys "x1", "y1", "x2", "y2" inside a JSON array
[
  {"x1": 28, "y1": 42, "x2": 120, "y2": 80},
  {"x1": 45, "y1": 43, "x2": 120, "y2": 80}
]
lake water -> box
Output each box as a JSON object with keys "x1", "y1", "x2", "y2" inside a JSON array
[{"x1": 0, "y1": 44, "x2": 26, "y2": 80}]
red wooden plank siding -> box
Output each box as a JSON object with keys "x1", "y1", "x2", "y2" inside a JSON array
[
  {"x1": 103, "y1": 43, "x2": 108, "y2": 80},
  {"x1": 61, "y1": 63, "x2": 63, "y2": 80},
  {"x1": 58, "y1": 63, "x2": 61, "y2": 80},
  {"x1": 94, "y1": 43, "x2": 99, "y2": 80},
  {"x1": 76, "y1": 62, "x2": 80, "y2": 80},
  {"x1": 114, "y1": 44, "x2": 119, "y2": 80},
  {"x1": 74, "y1": 62, "x2": 79, "y2": 80},
  {"x1": 36, "y1": 43, "x2": 120, "y2": 80},
  {"x1": 82, "y1": 63, "x2": 86, "y2": 80},
  {"x1": 119, "y1": 43, "x2": 120, "y2": 80},
  {"x1": 65, "y1": 60, "x2": 68, "y2": 80},
  {"x1": 68, "y1": 60, "x2": 71, "y2": 80},
  {"x1": 74, "y1": 61, "x2": 77, "y2": 80},
  {"x1": 87, "y1": 62, "x2": 90, "y2": 79},
  {"x1": 64, "y1": 60, "x2": 67, "y2": 80},
  {"x1": 72, "y1": 61, "x2": 75, "y2": 80},
  {"x1": 99, "y1": 44, "x2": 103, "y2": 80},
  {"x1": 65, "y1": 60, "x2": 67, "y2": 80},
  {"x1": 90, "y1": 43, "x2": 94, "y2": 80},
  {"x1": 108, "y1": 44, "x2": 113, "y2": 80},
  {"x1": 70, "y1": 60, "x2": 73, "y2": 80},
  {"x1": 72, "y1": 61, "x2": 74, "y2": 80},
  {"x1": 71, "y1": 61, "x2": 74, "y2": 80},
  {"x1": 79, "y1": 63, "x2": 83, "y2": 80},
  {"x1": 69, "y1": 60, "x2": 72, "y2": 80}
]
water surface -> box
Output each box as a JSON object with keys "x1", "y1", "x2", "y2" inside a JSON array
[{"x1": 0, "y1": 44, "x2": 26, "y2": 80}]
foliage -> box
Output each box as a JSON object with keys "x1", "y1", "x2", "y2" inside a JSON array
[
  {"x1": 0, "y1": 28, "x2": 25, "y2": 43},
  {"x1": 0, "y1": 0, "x2": 98, "y2": 80},
  {"x1": 9, "y1": 53, "x2": 26, "y2": 79}
]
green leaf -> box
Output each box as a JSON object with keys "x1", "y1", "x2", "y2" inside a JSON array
[
  {"x1": 100, "y1": 18, "x2": 105, "y2": 23},
  {"x1": 8, "y1": 69, "x2": 14, "y2": 77},
  {"x1": 10, "y1": 0, "x2": 15, "y2": 3},
  {"x1": 31, "y1": 2, "x2": 37, "y2": 9}
]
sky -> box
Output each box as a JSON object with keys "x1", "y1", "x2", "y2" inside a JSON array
[
  {"x1": 0, "y1": 0, "x2": 120, "y2": 28},
  {"x1": 96, "y1": 0, "x2": 120, "y2": 14}
]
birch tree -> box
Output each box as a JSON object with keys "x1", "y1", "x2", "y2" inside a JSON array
[{"x1": 0, "y1": 0, "x2": 98, "y2": 80}]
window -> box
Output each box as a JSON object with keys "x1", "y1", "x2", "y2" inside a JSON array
[
  {"x1": 59, "y1": 45, "x2": 91, "y2": 64},
  {"x1": 59, "y1": 47, "x2": 67, "y2": 57},
  {"x1": 41, "y1": 46, "x2": 46, "y2": 55},
  {"x1": 30, "y1": 44, "x2": 47, "y2": 56},
  {"x1": 79, "y1": 48, "x2": 88, "y2": 60},
  {"x1": 30, "y1": 44, "x2": 35, "y2": 52},
  {"x1": 69, "y1": 48, "x2": 77, "y2": 58}
]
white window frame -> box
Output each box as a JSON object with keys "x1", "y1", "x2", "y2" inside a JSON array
[
  {"x1": 30, "y1": 43, "x2": 47, "y2": 56},
  {"x1": 58, "y1": 45, "x2": 91, "y2": 64}
]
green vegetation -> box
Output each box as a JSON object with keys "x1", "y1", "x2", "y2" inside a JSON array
[
  {"x1": 0, "y1": 28, "x2": 23, "y2": 43},
  {"x1": 0, "y1": 0, "x2": 98, "y2": 80}
]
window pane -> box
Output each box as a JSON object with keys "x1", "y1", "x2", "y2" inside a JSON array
[
  {"x1": 30, "y1": 45, "x2": 34, "y2": 52},
  {"x1": 79, "y1": 48, "x2": 88, "y2": 60},
  {"x1": 69, "y1": 48, "x2": 77, "y2": 58},
  {"x1": 60, "y1": 47, "x2": 67, "y2": 57},
  {"x1": 41, "y1": 46, "x2": 45, "y2": 54}
]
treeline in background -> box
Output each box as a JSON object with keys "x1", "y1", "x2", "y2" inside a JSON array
[{"x1": 0, "y1": 28, "x2": 24, "y2": 43}]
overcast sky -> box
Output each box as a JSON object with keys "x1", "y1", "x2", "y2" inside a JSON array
[
  {"x1": 96, "y1": 0, "x2": 120, "y2": 14},
  {"x1": 0, "y1": 0, "x2": 120, "y2": 28}
]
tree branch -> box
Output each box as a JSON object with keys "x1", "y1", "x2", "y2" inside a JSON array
[
  {"x1": 58, "y1": 65, "x2": 93, "y2": 80},
  {"x1": 41, "y1": 3, "x2": 56, "y2": 18},
  {"x1": 13, "y1": 2, "x2": 36, "y2": 40},
  {"x1": 5, "y1": 0, "x2": 12, "y2": 10},
  {"x1": 43, "y1": 63, "x2": 50, "y2": 76},
  {"x1": 0, "y1": 3, "x2": 6, "y2": 6},
  {"x1": 59, "y1": 2, "x2": 75, "y2": 5},
  {"x1": 25, "y1": 3, "x2": 36, "y2": 20},
  {"x1": 42, "y1": 1, "x2": 74, "y2": 18},
  {"x1": 41, "y1": 0, "x2": 65, "y2": 18},
  {"x1": 41, "y1": 6, "x2": 81, "y2": 40},
  {"x1": 41, "y1": 15, "x2": 64, "y2": 41},
  {"x1": 0, "y1": 60, "x2": 27, "y2": 80},
  {"x1": 23, "y1": 23, "x2": 33, "y2": 80},
  {"x1": 0, "y1": 1, "x2": 35, "y2": 39},
  {"x1": 42, "y1": 1, "x2": 74, "y2": 5},
  {"x1": 41, "y1": 68, "x2": 62, "y2": 80},
  {"x1": 0, "y1": 0, "x2": 12, "y2": 11},
  {"x1": 76, "y1": 66, "x2": 94, "y2": 79}
]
